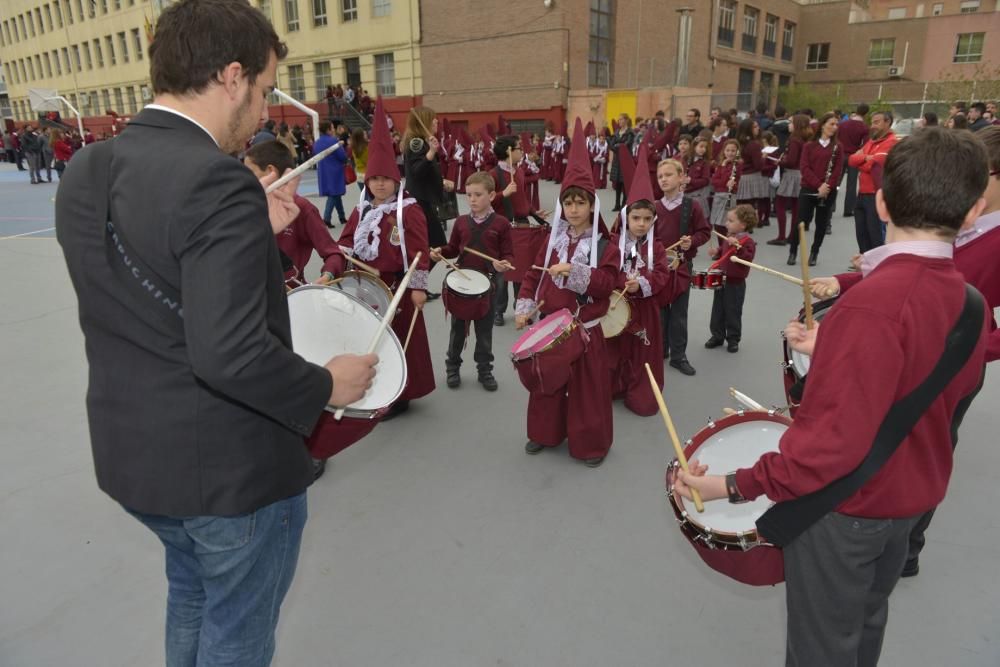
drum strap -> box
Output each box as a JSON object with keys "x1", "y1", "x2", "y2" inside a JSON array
[
  {"x1": 95, "y1": 139, "x2": 186, "y2": 336},
  {"x1": 467, "y1": 213, "x2": 494, "y2": 257},
  {"x1": 494, "y1": 167, "x2": 517, "y2": 221},
  {"x1": 757, "y1": 285, "x2": 986, "y2": 547},
  {"x1": 679, "y1": 198, "x2": 694, "y2": 270}
]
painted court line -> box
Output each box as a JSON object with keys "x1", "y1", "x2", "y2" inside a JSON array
[{"x1": 0, "y1": 227, "x2": 56, "y2": 240}]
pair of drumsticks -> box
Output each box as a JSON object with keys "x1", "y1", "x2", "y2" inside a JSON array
[{"x1": 437, "y1": 247, "x2": 515, "y2": 279}]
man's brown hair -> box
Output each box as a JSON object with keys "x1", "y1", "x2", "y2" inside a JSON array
[{"x1": 150, "y1": 0, "x2": 287, "y2": 96}]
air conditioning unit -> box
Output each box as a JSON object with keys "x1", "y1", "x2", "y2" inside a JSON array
[{"x1": 888, "y1": 66, "x2": 904, "y2": 78}]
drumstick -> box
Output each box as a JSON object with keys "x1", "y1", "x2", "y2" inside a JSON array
[
  {"x1": 437, "y1": 254, "x2": 471, "y2": 280},
  {"x1": 712, "y1": 229, "x2": 730, "y2": 243},
  {"x1": 335, "y1": 247, "x2": 381, "y2": 276},
  {"x1": 644, "y1": 363, "x2": 704, "y2": 513},
  {"x1": 731, "y1": 257, "x2": 804, "y2": 286},
  {"x1": 409, "y1": 108, "x2": 434, "y2": 139},
  {"x1": 402, "y1": 308, "x2": 419, "y2": 353},
  {"x1": 526, "y1": 300, "x2": 545, "y2": 321},
  {"x1": 265, "y1": 141, "x2": 342, "y2": 193},
  {"x1": 463, "y1": 246, "x2": 514, "y2": 270},
  {"x1": 729, "y1": 387, "x2": 765, "y2": 411},
  {"x1": 664, "y1": 238, "x2": 684, "y2": 253},
  {"x1": 333, "y1": 252, "x2": 422, "y2": 421},
  {"x1": 798, "y1": 223, "x2": 815, "y2": 329},
  {"x1": 610, "y1": 290, "x2": 625, "y2": 310},
  {"x1": 532, "y1": 264, "x2": 570, "y2": 277}
]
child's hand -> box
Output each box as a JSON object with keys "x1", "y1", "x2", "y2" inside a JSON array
[
  {"x1": 810, "y1": 277, "x2": 841, "y2": 299},
  {"x1": 503, "y1": 182, "x2": 517, "y2": 197},
  {"x1": 546, "y1": 262, "x2": 573, "y2": 277},
  {"x1": 727, "y1": 178, "x2": 736, "y2": 190},
  {"x1": 624, "y1": 279, "x2": 640, "y2": 294},
  {"x1": 727, "y1": 235, "x2": 740, "y2": 246},
  {"x1": 493, "y1": 259, "x2": 513, "y2": 273},
  {"x1": 679, "y1": 235, "x2": 692, "y2": 251},
  {"x1": 429, "y1": 247, "x2": 443, "y2": 262},
  {"x1": 515, "y1": 314, "x2": 528, "y2": 330},
  {"x1": 784, "y1": 319, "x2": 819, "y2": 356}
]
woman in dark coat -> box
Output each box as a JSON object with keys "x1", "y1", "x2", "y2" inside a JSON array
[
  {"x1": 609, "y1": 114, "x2": 635, "y2": 211},
  {"x1": 402, "y1": 106, "x2": 455, "y2": 249}
]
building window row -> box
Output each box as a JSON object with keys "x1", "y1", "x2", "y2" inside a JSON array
[
  {"x1": 283, "y1": 54, "x2": 396, "y2": 101},
  {"x1": 1, "y1": 31, "x2": 145, "y2": 86},
  {"x1": 589, "y1": 0, "x2": 614, "y2": 87},
  {"x1": 799, "y1": 32, "x2": 985, "y2": 72},
  {"x1": 267, "y1": 0, "x2": 391, "y2": 30},
  {"x1": 1, "y1": 0, "x2": 138, "y2": 43},
  {"x1": 717, "y1": 1, "x2": 794, "y2": 63}
]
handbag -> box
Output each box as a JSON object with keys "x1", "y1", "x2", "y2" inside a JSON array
[
  {"x1": 344, "y1": 162, "x2": 357, "y2": 185},
  {"x1": 434, "y1": 190, "x2": 459, "y2": 222}
]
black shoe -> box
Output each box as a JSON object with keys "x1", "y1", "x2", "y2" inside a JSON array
[
  {"x1": 759, "y1": 220, "x2": 770, "y2": 227},
  {"x1": 808, "y1": 251, "x2": 818, "y2": 267},
  {"x1": 493, "y1": 314, "x2": 505, "y2": 327},
  {"x1": 583, "y1": 456, "x2": 605, "y2": 468},
  {"x1": 787, "y1": 251, "x2": 797, "y2": 266},
  {"x1": 311, "y1": 457, "x2": 327, "y2": 481},
  {"x1": 669, "y1": 359, "x2": 696, "y2": 376},
  {"x1": 382, "y1": 400, "x2": 410, "y2": 421},
  {"x1": 446, "y1": 370, "x2": 461, "y2": 388},
  {"x1": 804, "y1": 223, "x2": 811, "y2": 231},
  {"x1": 323, "y1": 220, "x2": 334, "y2": 228},
  {"x1": 704, "y1": 337, "x2": 724, "y2": 349},
  {"x1": 900, "y1": 559, "x2": 919, "y2": 578},
  {"x1": 765, "y1": 238, "x2": 787, "y2": 246},
  {"x1": 525, "y1": 440, "x2": 545, "y2": 454},
  {"x1": 425, "y1": 291, "x2": 441, "y2": 301},
  {"x1": 339, "y1": 218, "x2": 348, "y2": 226},
  {"x1": 727, "y1": 341, "x2": 739, "y2": 353},
  {"x1": 478, "y1": 372, "x2": 498, "y2": 392},
  {"x1": 826, "y1": 226, "x2": 833, "y2": 235}
]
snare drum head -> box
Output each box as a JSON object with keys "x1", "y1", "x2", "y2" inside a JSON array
[
  {"x1": 334, "y1": 271, "x2": 393, "y2": 318},
  {"x1": 681, "y1": 415, "x2": 789, "y2": 534},
  {"x1": 287, "y1": 286, "x2": 406, "y2": 412},
  {"x1": 445, "y1": 269, "x2": 492, "y2": 296},
  {"x1": 600, "y1": 292, "x2": 630, "y2": 337},
  {"x1": 787, "y1": 298, "x2": 835, "y2": 378},
  {"x1": 512, "y1": 309, "x2": 574, "y2": 358}
]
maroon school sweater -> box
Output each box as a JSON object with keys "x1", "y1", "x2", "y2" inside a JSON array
[
  {"x1": 737, "y1": 254, "x2": 988, "y2": 518},
  {"x1": 438, "y1": 212, "x2": 515, "y2": 274},
  {"x1": 686, "y1": 157, "x2": 711, "y2": 191},
  {"x1": 492, "y1": 165, "x2": 533, "y2": 220},
  {"x1": 654, "y1": 197, "x2": 710, "y2": 262},
  {"x1": 800, "y1": 140, "x2": 845, "y2": 190},
  {"x1": 711, "y1": 160, "x2": 742, "y2": 193},
  {"x1": 779, "y1": 137, "x2": 803, "y2": 170}
]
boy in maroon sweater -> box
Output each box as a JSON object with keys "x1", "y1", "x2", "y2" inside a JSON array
[
  {"x1": 704, "y1": 204, "x2": 756, "y2": 352},
  {"x1": 432, "y1": 172, "x2": 514, "y2": 391},
  {"x1": 677, "y1": 127, "x2": 989, "y2": 667}
]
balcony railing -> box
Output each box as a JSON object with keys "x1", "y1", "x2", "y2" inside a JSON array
[
  {"x1": 742, "y1": 34, "x2": 758, "y2": 53},
  {"x1": 782, "y1": 45, "x2": 794, "y2": 61},
  {"x1": 763, "y1": 40, "x2": 776, "y2": 57},
  {"x1": 718, "y1": 27, "x2": 735, "y2": 48}
]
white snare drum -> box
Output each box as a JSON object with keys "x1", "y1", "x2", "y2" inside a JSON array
[
  {"x1": 287, "y1": 285, "x2": 407, "y2": 416},
  {"x1": 333, "y1": 270, "x2": 394, "y2": 319},
  {"x1": 599, "y1": 290, "x2": 632, "y2": 338},
  {"x1": 443, "y1": 268, "x2": 494, "y2": 321}
]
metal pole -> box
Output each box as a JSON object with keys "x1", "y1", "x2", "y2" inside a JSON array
[
  {"x1": 46, "y1": 95, "x2": 84, "y2": 137},
  {"x1": 920, "y1": 81, "x2": 928, "y2": 118},
  {"x1": 273, "y1": 87, "x2": 319, "y2": 142}
]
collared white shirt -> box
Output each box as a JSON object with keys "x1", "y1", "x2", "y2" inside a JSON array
[
  {"x1": 145, "y1": 103, "x2": 219, "y2": 146},
  {"x1": 955, "y1": 210, "x2": 1000, "y2": 249},
  {"x1": 661, "y1": 192, "x2": 684, "y2": 211},
  {"x1": 860, "y1": 240, "x2": 953, "y2": 277}
]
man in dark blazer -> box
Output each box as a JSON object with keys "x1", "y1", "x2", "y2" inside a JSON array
[{"x1": 54, "y1": 1, "x2": 377, "y2": 665}]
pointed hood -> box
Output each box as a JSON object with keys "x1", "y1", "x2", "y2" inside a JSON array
[
  {"x1": 520, "y1": 132, "x2": 533, "y2": 154},
  {"x1": 585, "y1": 120, "x2": 595, "y2": 136},
  {"x1": 618, "y1": 141, "x2": 656, "y2": 269},
  {"x1": 365, "y1": 97, "x2": 399, "y2": 183},
  {"x1": 559, "y1": 118, "x2": 596, "y2": 197},
  {"x1": 478, "y1": 125, "x2": 493, "y2": 145}
]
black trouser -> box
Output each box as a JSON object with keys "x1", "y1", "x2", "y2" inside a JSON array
[
  {"x1": 493, "y1": 272, "x2": 519, "y2": 318},
  {"x1": 790, "y1": 188, "x2": 837, "y2": 256},
  {"x1": 842, "y1": 166, "x2": 859, "y2": 215},
  {"x1": 709, "y1": 281, "x2": 746, "y2": 344},
  {"x1": 784, "y1": 512, "x2": 919, "y2": 667},
  {"x1": 661, "y1": 283, "x2": 691, "y2": 359},
  {"x1": 854, "y1": 193, "x2": 885, "y2": 253},
  {"x1": 446, "y1": 311, "x2": 494, "y2": 374}
]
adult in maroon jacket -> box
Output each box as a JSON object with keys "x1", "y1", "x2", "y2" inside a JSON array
[
  {"x1": 515, "y1": 119, "x2": 617, "y2": 467},
  {"x1": 677, "y1": 127, "x2": 990, "y2": 667},
  {"x1": 837, "y1": 104, "x2": 870, "y2": 215},
  {"x1": 787, "y1": 113, "x2": 845, "y2": 267}
]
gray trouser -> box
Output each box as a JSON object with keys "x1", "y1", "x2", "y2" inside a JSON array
[
  {"x1": 25, "y1": 151, "x2": 43, "y2": 182},
  {"x1": 661, "y1": 284, "x2": 691, "y2": 359},
  {"x1": 445, "y1": 310, "x2": 494, "y2": 373},
  {"x1": 709, "y1": 281, "x2": 745, "y2": 344},
  {"x1": 784, "y1": 512, "x2": 920, "y2": 667}
]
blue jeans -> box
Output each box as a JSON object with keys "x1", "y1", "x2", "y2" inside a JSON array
[
  {"x1": 127, "y1": 492, "x2": 308, "y2": 667},
  {"x1": 323, "y1": 195, "x2": 346, "y2": 224}
]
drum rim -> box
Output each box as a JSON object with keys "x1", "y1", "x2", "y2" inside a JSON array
[
  {"x1": 782, "y1": 297, "x2": 837, "y2": 379},
  {"x1": 443, "y1": 268, "x2": 492, "y2": 296},
  {"x1": 599, "y1": 290, "x2": 631, "y2": 338},
  {"x1": 666, "y1": 411, "x2": 792, "y2": 548},
  {"x1": 287, "y1": 284, "x2": 408, "y2": 413}
]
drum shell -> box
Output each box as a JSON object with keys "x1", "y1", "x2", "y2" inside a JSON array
[
  {"x1": 512, "y1": 321, "x2": 588, "y2": 395},
  {"x1": 307, "y1": 409, "x2": 382, "y2": 459},
  {"x1": 443, "y1": 272, "x2": 494, "y2": 321},
  {"x1": 781, "y1": 297, "x2": 837, "y2": 416},
  {"x1": 692, "y1": 270, "x2": 725, "y2": 290},
  {"x1": 600, "y1": 291, "x2": 632, "y2": 338}
]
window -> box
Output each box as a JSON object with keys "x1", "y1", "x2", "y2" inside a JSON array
[
  {"x1": 43, "y1": 53, "x2": 52, "y2": 77},
  {"x1": 88, "y1": 0, "x2": 95, "y2": 17},
  {"x1": 258, "y1": 0, "x2": 272, "y2": 21},
  {"x1": 954, "y1": 32, "x2": 984, "y2": 63},
  {"x1": 738, "y1": 68, "x2": 755, "y2": 111},
  {"x1": 960, "y1": 0, "x2": 980, "y2": 12},
  {"x1": 64, "y1": 0, "x2": 73, "y2": 24},
  {"x1": 35, "y1": 55, "x2": 43, "y2": 78},
  {"x1": 132, "y1": 29, "x2": 143, "y2": 60},
  {"x1": 54, "y1": 2, "x2": 63, "y2": 27},
  {"x1": 781, "y1": 21, "x2": 795, "y2": 61},
  {"x1": 102, "y1": 89, "x2": 111, "y2": 113},
  {"x1": 83, "y1": 42, "x2": 92, "y2": 69},
  {"x1": 718, "y1": 0, "x2": 736, "y2": 48},
  {"x1": 589, "y1": 0, "x2": 614, "y2": 87},
  {"x1": 763, "y1": 14, "x2": 778, "y2": 57},
  {"x1": 344, "y1": 57, "x2": 361, "y2": 87},
  {"x1": 106, "y1": 35, "x2": 116, "y2": 65},
  {"x1": 44, "y1": 4, "x2": 54, "y2": 31},
  {"x1": 342, "y1": 0, "x2": 357, "y2": 21},
  {"x1": 126, "y1": 86, "x2": 137, "y2": 113},
  {"x1": 27, "y1": 12, "x2": 36, "y2": 36},
  {"x1": 932, "y1": 3, "x2": 943, "y2": 15},
  {"x1": 36, "y1": 8, "x2": 44, "y2": 33},
  {"x1": 742, "y1": 6, "x2": 759, "y2": 53},
  {"x1": 73, "y1": 44, "x2": 81, "y2": 70},
  {"x1": 52, "y1": 50, "x2": 62, "y2": 75},
  {"x1": 118, "y1": 32, "x2": 129, "y2": 63},
  {"x1": 27, "y1": 58, "x2": 35, "y2": 81},
  {"x1": 114, "y1": 88, "x2": 124, "y2": 112},
  {"x1": 312, "y1": 0, "x2": 327, "y2": 26},
  {"x1": 887, "y1": 7, "x2": 906, "y2": 19},
  {"x1": 867, "y1": 38, "x2": 894, "y2": 66},
  {"x1": 287, "y1": 64, "x2": 305, "y2": 100},
  {"x1": 805, "y1": 43, "x2": 830, "y2": 70},
  {"x1": 76, "y1": 0, "x2": 84, "y2": 21},
  {"x1": 114, "y1": 0, "x2": 121, "y2": 9},
  {"x1": 285, "y1": 0, "x2": 299, "y2": 31},
  {"x1": 99, "y1": 0, "x2": 108, "y2": 13},
  {"x1": 61, "y1": 47, "x2": 71, "y2": 72},
  {"x1": 314, "y1": 61, "x2": 331, "y2": 99},
  {"x1": 375, "y1": 53, "x2": 395, "y2": 95},
  {"x1": 94, "y1": 39, "x2": 104, "y2": 67},
  {"x1": 373, "y1": 0, "x2": 390, "y2": 16}
]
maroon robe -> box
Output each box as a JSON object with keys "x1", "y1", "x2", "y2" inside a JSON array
[
  {"x1": 516, "y1": 232, "x2": 619, "y2": 459},
  {"x1": 591, "y1": 140, "x2": 609, "y2": 189},
  {"x1": 605, "y1": 235, "x2": 685, "y2": 416},
  {"x1": 277, "y1": 194, "x2": 346, "y2": 283},
  {"x1": 339, "y1": 200, "x2": 435, "y2": 402},
  {"x1": 541, "y1": 135, "x2": 555, "y2": 180}
]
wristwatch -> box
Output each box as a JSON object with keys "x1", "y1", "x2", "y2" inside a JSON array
[{"x1": 726, "y1": 472, "x2": 749, "y2": 504}]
